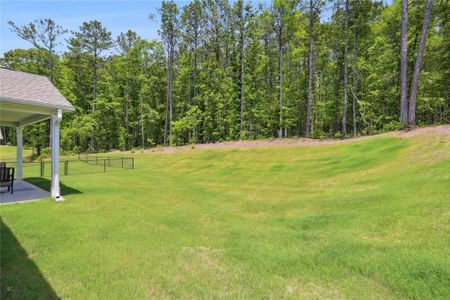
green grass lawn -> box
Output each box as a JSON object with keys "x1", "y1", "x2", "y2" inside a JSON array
[
  {"x1": 1, "y1": 130, "x2": 449, "y2": 299},
  {"x1": 0, "y1": 145, "x2": 32, "y2": 160}
]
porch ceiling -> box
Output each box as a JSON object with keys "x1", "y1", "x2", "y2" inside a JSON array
[{"x1": 0, "y1": 101, "x2": 53, "y2": 127}]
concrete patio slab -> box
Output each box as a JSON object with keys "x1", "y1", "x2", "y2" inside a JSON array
[{"x1": 0, "y1": 180, "x2": 50, "y2": 204}]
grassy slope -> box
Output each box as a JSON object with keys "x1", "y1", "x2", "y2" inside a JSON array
[
  {"x1": 0, "y1": 145, "x2": 32, "y2": 160},
  {"x1": 1, "y1": 129, "x2": 449, "y2": 299}
]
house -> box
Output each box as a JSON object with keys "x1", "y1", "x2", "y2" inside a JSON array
[{"x1": 0, "y1": 67, "x2": 74, "y2": 201}]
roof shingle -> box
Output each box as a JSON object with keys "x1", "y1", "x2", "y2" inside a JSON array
[{"x1": 0, "y1": 68, "x2": 74, "y2": 110}]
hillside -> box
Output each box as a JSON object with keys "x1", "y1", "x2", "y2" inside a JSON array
[
  {"x1": 1, "y1": 126, "x2": 449, "y2": 299},
  {"x1": 117, "y1": 125, "x2": 450, "y2": 154}
]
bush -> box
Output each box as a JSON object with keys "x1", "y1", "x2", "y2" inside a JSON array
[
  {"x1": 311, "y1": 130, "x2": 325, "y2": 140},
  {"x1": 383, "y1": 121, "x2": 404, "y2": 132},
  {"x1": 73, "y1": 146, "x2": 83, "y2": 154},
  {"x1": 40, "y1": 147, "x2": 51, "y2": 158},
  {"x1": 61, "y1": 150, "x2": 75, "y2": 157}
]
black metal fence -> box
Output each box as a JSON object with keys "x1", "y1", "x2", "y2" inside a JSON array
[
  {"x1": 1, "y1": 155, "x2": 134, "y2": 178},
  {"x1": 77, "y1": 154, "x2": 134, "y2": 169}
]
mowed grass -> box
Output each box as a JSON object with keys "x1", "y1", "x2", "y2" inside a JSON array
[
  {"x1": 0, "y1": 145, "x2": 32, "y2": 160},
  {"x1": 1, "y1": 130, "x2": 449, "y2": 299}
]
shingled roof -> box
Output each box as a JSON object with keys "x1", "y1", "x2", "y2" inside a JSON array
[{"x1": 0, "y1": 68, "x2": 74, "y2": 111}]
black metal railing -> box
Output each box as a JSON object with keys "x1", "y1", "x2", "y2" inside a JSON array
[
  {"x1": 77, "y1": 154, "x2": 135, "y2": 170},
  {"x1": 0, "y1": 155, "x2": 134, "y2": 178}
]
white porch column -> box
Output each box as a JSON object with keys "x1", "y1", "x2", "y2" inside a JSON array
[
  {"x1": 16, "y1": 126, "x2": 23, "y2": 180},
  {"x1": 51, "y1": 109, "x2": 63, "y2": 200}
]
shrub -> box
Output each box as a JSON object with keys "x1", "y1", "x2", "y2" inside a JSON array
[
  {"x1": 311, "y1": 130, "x2": 325, "y2": 140},
  {"x1": 383, "y1": 120, "x2": 404, "y2": 132},
  {"x1": 41, "y1": 147, "x2": 51, "y2": 158}
]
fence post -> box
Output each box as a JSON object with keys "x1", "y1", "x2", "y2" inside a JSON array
[
  {"x1": 132, "y1": 158, "x2": 134, "y2": 169},
  {"x1": 103, "y1": 159, "x2": 106, "y2": 172},
  {"x1": 64, "y1": 161, "x2": 68, "y2": 176},
  {"x1": 40, "y1": 161, "x2": 44, "y2": 177}
]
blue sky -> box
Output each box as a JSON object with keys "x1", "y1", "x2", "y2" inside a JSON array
[{"x1": 0, "y1": 0, "x2": 189, "y2": 55}]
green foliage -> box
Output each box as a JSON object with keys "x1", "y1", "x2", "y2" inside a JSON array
[
  {"x1": 1, "y1": 0, "x2": 448, "y2": 151},
  {"x1": 61, "y1": 115, "x2": 97, "y2": 152},
  {"x1": 172, "y1": 106, "x2": 202, "y2": 145},
  {"x1": 311, "y1": 129, "x2": 325, "y2": 139},
  {"x1": 383, "y1": 120, "x2": 404, "y2": 132}
]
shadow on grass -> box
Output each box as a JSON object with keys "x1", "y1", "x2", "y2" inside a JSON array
[
  {"x1": 0, "y1": 219, "x2": 60, "y2": 299},
  {"x1": 25, "y1": 177, "x2": 82, "y2": 196}
]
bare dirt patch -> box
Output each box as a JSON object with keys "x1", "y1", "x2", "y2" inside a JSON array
[
  {"x1": 113, "y1": 125, "x2": 450, "y2": 155},
  {"x1": 388, "y1": 125, "x2": 450, "y2": 138}
]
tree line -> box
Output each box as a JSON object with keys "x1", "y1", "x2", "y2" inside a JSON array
[{"x1": 1, "y1": 0, "x2": 448, "y2": 154}]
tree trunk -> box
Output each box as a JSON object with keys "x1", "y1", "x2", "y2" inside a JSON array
[
  {"x1": 133, "y1": 99, "x2": 138, "y2": 147},
  {"x1": 306, "y1": 0, "x2": 314, "y2": 138},
  {"x1": 311, "y1": 68, "x2": 317, "y2": 136},
  {"x1": 140, "y1": 96, "x2": 145, "y2": 148},
  {"x1": 49, "y1": 54, "x2": 54, "y2": 83},
  {"x1": 342, "y1": 0, "x2": 349, "y2": 136},
  {"x1": 264, "y1": 36, "x2": 270, "y2": 107},
  {"x1": 125, "y1": 90, "x2": 129, "y2": 150},
  {"x1": 285, "y1": 49, "x2": 291, "y2": 137},
  {"x1": 164, "y1": 59, "x2": 169, "y2": 146},
  {"x1": 193, "y1": 31, "x2": 198, "y2": 100},
  {"x1": 93, "y1": 56, "x2": 98, "y2": 112},
  {"x1": 239, "y1": 7, "x2": 245, "y2": 139},
  {"x1": 168, "y1": 49, "x2": 173, "y2": 146},
  {"x1": 91, "y1": 56, "x2": 98, "y2": 152},
  {"x1": 333, "y1": 60, "x2": 341, "y2": 134},
  {"x1": 278, "y1": 26, "x2": 284, "y2": 139},
  {"x1": 187, "y1": 51, "x2": 192, "y2": 104},
  {"x1": 400, "y1": 0, "x2": 409, "y2": 124},
  {"x1": 408, "y1": 0, "x2": 434, "y2": 126},
  {"x1": 352, "y1": 28, "x2": 358, "y2": 136},
  {"x1": 240, "y1": 52, "x2": 245, "y2": 138}
]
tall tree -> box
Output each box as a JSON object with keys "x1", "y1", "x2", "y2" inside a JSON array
[
  {"x1": 306, "y1": 0, "x2": 315, "y2": 138},
  {"x1": 342, "y1": 0, "x2": 349, "y2": 136},
  {"x1": 159, "y1": 1, "x2": 180, "y2": 146},
  {"x1": 400, "y1": 0, "x2": 408, "y2": 125},
  {"x1": 69, "y1": 20, "x2": 113, "y2": 151},
  {"x1": 235, "y1": 0, "x2": 251, "y2": 138},
  {"x1": 70, "y1": 20, "x2": 113, "y2": 112},
  {"x1": 117, "y1": 30, "x2": 140, "y2": 150},
  {"x1": 408, "y1": 0, "x2": 434, "y2": 126},
  {"x1": 351, "y1": 0, "x2": 362, "y2": 136},
  {"x1": 8, "y1": 18, "x2": 66, "y2": 82},
  {"x1": 272, "y1": 0, "x2": 294, "y2": 138},
  {"x1": 181, "y1": 0, "x2": 203, "y2": 101},
  {"x1": 352, "y1": 25, "x2": 358, "y2": 135}
]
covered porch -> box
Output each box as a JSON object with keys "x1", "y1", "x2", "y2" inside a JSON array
[
  {"x1": 0, "y1": 180, "x2": 50, "y2": 204},
  {"x1": 0, "y1": 68, "x2": 74, "y2": 202}
]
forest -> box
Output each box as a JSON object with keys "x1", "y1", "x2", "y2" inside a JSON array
[{"x1": 1, "y1": 0, "x2": 448, "y2": 153}]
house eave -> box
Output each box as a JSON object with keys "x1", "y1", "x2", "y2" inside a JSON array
[{"x1": 0, "y1": 96, "x2": 75, "y2": 111}]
